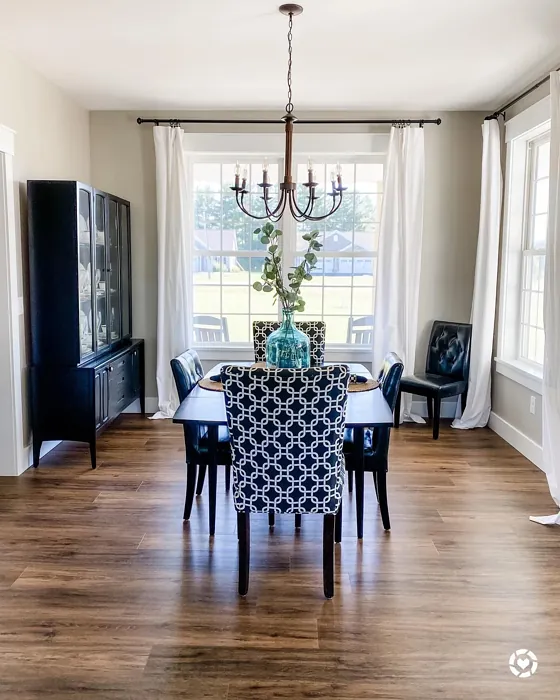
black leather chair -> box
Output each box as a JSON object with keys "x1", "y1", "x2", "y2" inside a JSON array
[
  {"x1": 170, "y1": 349, "x2": 231, "y2": 535},
  {"x1": 344, "y1": 352, "x2": 404, "y2": 535},
  {"x1": 395, "y1": 321, "x2": 472, "y2": 440}
]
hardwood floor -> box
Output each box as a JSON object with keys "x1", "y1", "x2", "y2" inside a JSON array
[{"x1": 1, "y1": 416, "x2": 559, "y2": 698}]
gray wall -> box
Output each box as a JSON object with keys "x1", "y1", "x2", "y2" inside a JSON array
[
  {"x1": 0, "y1": 45, "x2": 90, "y2": 454},
  {"x1": 491, "y1": 83, "x2": 551, "y2": 447},
  {"x1": 90, "y1": 110, "x2": 485, "y2": 399}
]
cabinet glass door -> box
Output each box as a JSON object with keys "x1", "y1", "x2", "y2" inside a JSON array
[
  {"x1": 78, "y1": 188, "x2": 94, "y2": 359},
  {"x1": 119, "y1": 203, "x2": 132, "y2": 338},
  {"x1": 108, "y1": 199, "x2": 121, "y2": 342},
  {"x1": 94, "y1": 193, "x2": 109, "y2": 351}
]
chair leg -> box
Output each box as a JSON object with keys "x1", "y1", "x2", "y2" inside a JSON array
[
  {"x1": 373, "y1": 471, "x2": 379, "y2": 503},
  {"x1": 196, "y1": 465, "x2": 207, "y2": 496},
  {"x1": 209, "y1": 466, "x2": 218, "y2": 536},
  {"x1": 183, "y1": 463, "x2": 197, "y2": 521},
  {"x1": 433, "y1": 397, "x2": 441, "y2": 440},
  {"x1": 427, "y1": 396, "x2": 433, "y2": 420},
  {"x1": 225, "y1": 464, "x2": 231, "y2": 492},
  {"x1": 377, "y1": 469, "x2": 391, "y2": 531},
  {"x1": 355, "y1": 467, "x2": 365, "y2": 540},
  {"x1": 268, "y1": 513, "x2": 275, "y2": 528},
  {"x1": 348, "y1": 470, "x2": 354, "y2": 493},
  {"x1": 394, "y1": 390, "x2": 402, "y2": 428},
  {"x1": 323, "y1": 513, "x2": 335, "y2": 599},
  {"x1": 335, "y1": 502, "x2": 342, "y2": 544},
  {"x1": 295, "y1": 514, "x2": 302, "y2": 529},
  {"x1": 237, "y1": 512, "x2": 250, "y2": 596}
]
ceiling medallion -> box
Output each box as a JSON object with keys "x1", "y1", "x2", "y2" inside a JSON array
[{"x1": 230, "y1": 4, "x2": 346, "y2": 223}]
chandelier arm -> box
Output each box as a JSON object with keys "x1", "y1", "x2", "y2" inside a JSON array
[
  {"x1": 302, "y1": 192, "x2": 345, "y2": 222},
  {"x1": 263, "y1": 189, "x2": 288, "y2": 220},
  {"x1": 235, "y1": 191, "x2": 271, "y2": 220},
  {"x1": 288, "y1": 188, "x2": 317, "y2": 219}
]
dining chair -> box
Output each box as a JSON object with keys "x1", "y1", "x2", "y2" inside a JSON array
[
  {"x1": 346, "y1": 315, "x2": 374, "y2": 345},
  {"x1": 252, "y1": 320, "x2": 326, "y2": 366},
  {"x1": 395, "y1": 321, "x2": 472, "y2": 439},
  {"x1": 344, "y1": 352, "x2": 403, "y2": 535},
  {"x1": 221, "y1": 365, "x2": 349, "y2": 598},
  {"x1": 170, "y1": 349, "x2": 231, "y2": 533},
  {"x1": 193, "y1": 315, "x2": 230, "y2": 343}
]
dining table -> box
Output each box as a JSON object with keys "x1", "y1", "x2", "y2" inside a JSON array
[{"x1": 173, "y1": 362, "x2": 394, "y2": 538}]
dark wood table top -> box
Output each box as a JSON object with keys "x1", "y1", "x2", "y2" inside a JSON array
[{"x1": 173, "y1": 362, "x2": 394, "y2": 428}]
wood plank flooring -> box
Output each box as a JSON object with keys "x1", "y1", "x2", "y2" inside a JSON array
[{"x1": 1, "y1": 416, "x2": 560, "y2": 698}]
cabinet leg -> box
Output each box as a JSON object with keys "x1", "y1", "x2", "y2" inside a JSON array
[
  {"x1": 32, "y1": 438, "x2": 42, "y2": 468},
  {"x1": 89, "y1": 441, "x2": 97, "y2": 470}
]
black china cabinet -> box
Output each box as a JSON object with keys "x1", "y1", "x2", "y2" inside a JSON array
[{"x1": 28, "y1": 181, "x2": 145, "y2": 469}]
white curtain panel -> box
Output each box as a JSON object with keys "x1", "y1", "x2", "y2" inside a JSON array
[
  {"x1": 151, "y1": 126, "x2": 192, "y2": 419},
  {"x1": 531, "y1": 73, "x2": 560, "y2": 526},
  {"x1": 372, "y1": 126, "x2": 425, "y2": 423},
  {"x1": 452, "y1": 119, "x2": 502, "y2": 430}
]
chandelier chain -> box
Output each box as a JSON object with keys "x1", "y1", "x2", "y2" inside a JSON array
[{"x1": 285, "y1": 12, "x2": 294, "y2": 114}]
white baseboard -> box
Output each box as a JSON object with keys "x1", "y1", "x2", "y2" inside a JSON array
[
  {"x1": 123, "y1": 397, "x2": 159, "y2": 414},
  {"x1": 488, "y1": 411, "x2": 543, "y2": 471},
  {"x1": 25, "y1": 440, "x2": 61, "y2": 469},
  {"x1": 410, "y1": 397, "x2": 459, "y2": 419}
]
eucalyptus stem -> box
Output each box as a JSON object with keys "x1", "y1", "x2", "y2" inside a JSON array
[{"x1": 252, "y1": 222, "x2": 322, "y2": 314}]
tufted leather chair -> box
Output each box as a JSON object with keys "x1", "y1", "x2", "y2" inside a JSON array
[
  {"x1": 344, "y1": 352, "x2": 404, "y2": 534},
  {"x1": 252, "y1": 320, "x2": 326, "y2": 367},
  {"x1": 395, "y1": 321, "x2": 472, "y2": 439},
  {"x1": 170, "y1": 349, "x2": 231, "y2": 533}
]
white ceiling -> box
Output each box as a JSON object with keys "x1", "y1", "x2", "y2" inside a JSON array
[{"x1": 1, "y1": 0, "x2": 560, "y2": 111}]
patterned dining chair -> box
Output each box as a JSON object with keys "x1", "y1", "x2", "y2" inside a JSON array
[
  {"x1": 344, "y1": 352, "x2": 403, "y2": 534},
  {"x1": 252, "y1": 320, "x2": 326, "y2": 366},
  {"x1": 221, "y1": 365, "x2": 349, "y2": 598},
  {"x1": 170, "y1": 349, "x2": 231, "y2": 532}
]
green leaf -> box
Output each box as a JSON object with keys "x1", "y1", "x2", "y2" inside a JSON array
[
  {"x1": 266, "y1": 270, "x2": 275, "y2": 279},
  {"x1": 304, "y1": 274, "x2": 312, "y2": 281},
  {"x1": 274, "y1": 229, "x2": 283, "y2": 236},
  {"x1": 260, "y1": 236, "x2": 270, "y2": 245},
  {"x1": 269, "y1": 244, "x2": 278, "y2": 254},
  {"x1": 263, "y1": 285, "x2": 273, "y2": 292},
  {"x1": 302, "y1": 233, "x2": 312, "y2": 241},
  {"x1": 263, "y1": 222, "x2": 274, "y2": 235},
  {"x1": 253, "y1": 228, "x2": 262, "y2": 235},
  {"x1": 311, "y1": 230, "x2": 320, "y2": 238},
  {"x1": 304, "y1": 252, "x2": 317, "y2": 264},
  {"x1": 252, "y1": 281, "x2": 263, "y2": 291}
]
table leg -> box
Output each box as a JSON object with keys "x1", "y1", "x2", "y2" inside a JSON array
[
  {"x1": 208, "y1": 425, "x2": 218, "y2": 537},
  {"x1": 354, "y1": 427, "x2": 365, "y2": 540}
]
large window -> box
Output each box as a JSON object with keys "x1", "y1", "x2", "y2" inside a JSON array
[
  {"x1": 192, "y1": 154, "x2": 383, "y2": 348},
  {"x1": 497, "y1": 98, "x2": 551, "y2": 391},
  {"x1": 519, "y1": 134, "x2": 549, "y2": 366}
]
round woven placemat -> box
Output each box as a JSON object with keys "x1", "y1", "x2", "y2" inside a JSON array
[{"x1": 198, "y1": 373, "x2": 379, "y2": 393}]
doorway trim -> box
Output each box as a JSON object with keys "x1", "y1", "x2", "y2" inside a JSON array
[{"x1": 0, "y1": 123, "x2": 25, "y2": 476}]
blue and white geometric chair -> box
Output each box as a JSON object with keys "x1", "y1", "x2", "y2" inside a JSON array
[{"x1": 221, "y1": 365, "x2": 349, "y2": 598}]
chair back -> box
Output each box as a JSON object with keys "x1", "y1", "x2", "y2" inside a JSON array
[
  {"x1": 221, "y1": 365, "x2": 349, "y2": 515},
  {"x1": 425, "y1": 321, "x2": 472, "y2": 381},
  {"x1": 193, "y1": 315, "x2": 230, "y2": 343},
  {"x1": 347, "y1": 315, "x2": 374, "y2": 345},
  {"x1": 377, "y1": 352, "x2": 404, "y2": 412},
  {"x1": 252, "y1": 320, "x2": 326, "y2": 366},
  {"x1": 170, "y1": 349, "x2": 204, "y2": 403}
]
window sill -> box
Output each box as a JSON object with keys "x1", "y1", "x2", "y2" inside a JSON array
[
  {"x1": 494, "y1": 357, "x2": 543, "y2": 395},
  {"x1": 194, "y1": 344, "x2": 372, "y2": 364}
]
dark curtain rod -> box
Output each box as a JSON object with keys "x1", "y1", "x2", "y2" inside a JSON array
[
  {"x1": 486, "y1": 66, "x2": 560, "y2": 120},
  {"x1": 136, "y1": 117, "x2": 442, "y2": 126}
]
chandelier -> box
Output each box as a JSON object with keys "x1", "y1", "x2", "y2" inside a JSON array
[{"x1": 230, "y1": 4, "x2": 346, "y2": 223}]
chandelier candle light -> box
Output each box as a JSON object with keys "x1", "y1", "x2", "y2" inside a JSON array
[{"x1": 230, "y1": 4, "x2": 346, "y2": 223}]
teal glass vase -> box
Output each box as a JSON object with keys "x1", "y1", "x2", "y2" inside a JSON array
[{"x1": 266, "y1": 310, "x2": 310, "y2": 369}]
